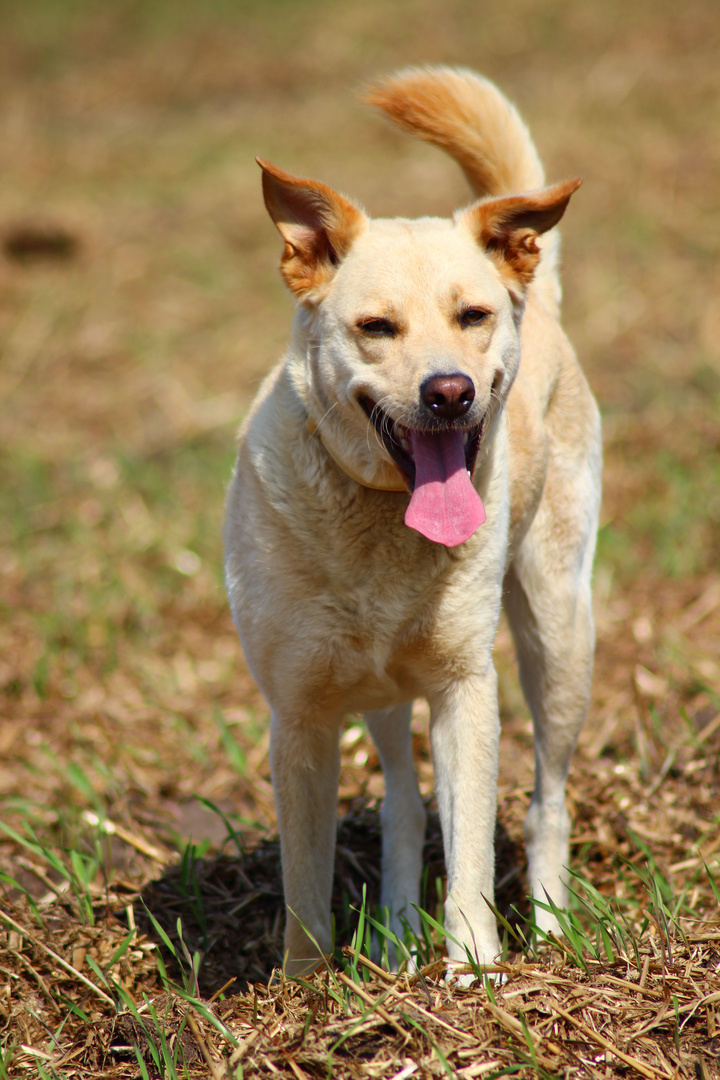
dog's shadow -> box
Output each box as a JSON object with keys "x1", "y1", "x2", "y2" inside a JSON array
[{"x1": 137, "y1": 802, "x2": 527, "y2": 995}]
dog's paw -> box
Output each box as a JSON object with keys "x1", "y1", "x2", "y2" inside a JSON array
[
  {"x1": 443, "y1": 959, "x2": 507, "y2": 989},
  {"x1": 370, "y1": 933, "x2": 418, "y2": 976}
]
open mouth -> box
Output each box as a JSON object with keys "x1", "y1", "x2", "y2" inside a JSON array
[{"x1": 359, "y1": 395, "x2": 483, "y2": 490}]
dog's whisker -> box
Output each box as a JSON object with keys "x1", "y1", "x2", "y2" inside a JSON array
[{"x1": 314, "y1": 401, "x2": 339, "y2": 430}]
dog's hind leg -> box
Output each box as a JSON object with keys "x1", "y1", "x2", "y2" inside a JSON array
[
  {"x1": 269, "y1": 710, "x2": 342, "y2": 977},
  {"x1": 504, "y1": 442, "x2": 600, "y2": 933},
  {"x1": 365, "y1": 704, "x2": 426, "y2": 961}
]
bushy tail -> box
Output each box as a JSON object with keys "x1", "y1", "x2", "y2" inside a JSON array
[
  {"x1": 365, "y1": 66, "x2": 545, "y2": 197},
  {"x1": 365, "y1": 66, "x2": 564, "y2": 311}
]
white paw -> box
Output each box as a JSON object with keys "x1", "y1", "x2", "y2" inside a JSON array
[{"x1": 444, "y1": 959, "x2": 506, "y2": 988}]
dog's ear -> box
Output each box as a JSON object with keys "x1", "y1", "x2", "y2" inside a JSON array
[
  {"x1": 257, "y1": 158, "x2": 367, "y2": 300},
  {"x1": 463, "y1": 178, "x2": 582, "y2": 288}
]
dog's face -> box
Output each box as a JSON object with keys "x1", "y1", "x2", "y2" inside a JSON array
[{"x1": 260, "y1": 159, "x2": 580, "y2": 545}]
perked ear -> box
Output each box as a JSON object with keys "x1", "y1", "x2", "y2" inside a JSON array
[
  {"x1": 464, "y1": 178, "x2": 582, "y2": 288},
  {"x1": 257, "y1": 157, "x2": 367, "y2": 300}
]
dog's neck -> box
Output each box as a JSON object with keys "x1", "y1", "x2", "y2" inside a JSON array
[{"x1": 305, "y1": 415, "x2": 408, "y2": 493}]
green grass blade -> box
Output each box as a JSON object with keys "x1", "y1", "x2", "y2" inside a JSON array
[
  {"x1": 105, "y1": 929, "x2": 136, "y2": 973},
  {"x1": 85, "y1": 954, "x2": 113, "y2": 992},
  {"x1": 483, "y1": 895, "x2": 524, "y2": 946},
  {"x1": 142, "y1": 904, "x2": 179, "y2": 959}
]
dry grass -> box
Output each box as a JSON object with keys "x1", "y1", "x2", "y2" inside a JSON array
[{"x1": 1, "y1": 0, "x2": 719, "y2": 1075}]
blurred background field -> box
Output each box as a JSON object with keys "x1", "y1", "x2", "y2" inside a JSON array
[{"x1": 1, "y1": 0, "x2": 719, "y2": 1074}]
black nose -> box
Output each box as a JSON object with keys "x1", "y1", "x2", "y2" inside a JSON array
[{"x1": 420, "y1": 373, "x2": 475, "y2": 421}]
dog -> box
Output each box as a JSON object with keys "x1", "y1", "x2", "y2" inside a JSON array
[{"x1": 224, "y1": 66, "x2": 601, "y2": 978}]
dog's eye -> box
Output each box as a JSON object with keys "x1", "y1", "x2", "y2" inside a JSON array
[
  {"x1": 460, "y1": 308, "x2": 490, "y2": 328},
  {"x1": 357, "y1": 317, "x2": 396, "y2": 337}
]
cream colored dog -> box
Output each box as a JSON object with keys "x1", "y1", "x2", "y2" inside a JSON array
[{"x1": 225, "y1": 67, "x2": 601, "y2": 978}]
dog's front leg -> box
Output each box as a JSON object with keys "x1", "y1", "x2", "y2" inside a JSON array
[
  {"x1": 504, "y1": 551, "x2": 595, "y2": 934},
  {"x1": 429, "y1": 671, "x2": 501, "y2": 971},
  {"x1": 365, "y1": 703, "x2": 426, "y2": 963},
  {"x1": 269, "y1": 711, "x2": 341, "y2": 977}
]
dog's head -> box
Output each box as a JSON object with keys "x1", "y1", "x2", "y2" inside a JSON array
[{"x1": 259, "y1": 157, "x2": 580, "y2": 546}]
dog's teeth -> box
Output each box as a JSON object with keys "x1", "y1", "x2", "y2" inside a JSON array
[
  {"x1": 400, "y1": 438, "x2": 410, "y2": 453},
  {"x1": 463, "y1": 432, "x2": 469, "y2": 446}
]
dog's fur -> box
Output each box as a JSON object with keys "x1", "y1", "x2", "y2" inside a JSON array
[{"x1": 225, "y1": 67, "x2": 601, "y2": 977}]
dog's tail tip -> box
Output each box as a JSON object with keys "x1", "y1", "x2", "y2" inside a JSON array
[
  {"x1": 361, "y1": 64, "x2": 481, "y2": 106},
  {"x1": 362, "y1": 65, "x2": 546, "y2": 199}
]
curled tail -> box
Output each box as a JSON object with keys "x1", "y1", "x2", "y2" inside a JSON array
[{"x1": 365, "y1": 66, "x2": 564, "y2": 312}]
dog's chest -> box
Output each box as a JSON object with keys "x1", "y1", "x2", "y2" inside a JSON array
[
  {"x1": 291, "y1": 589, "x2": 451, "y2": 713},
  {"x1": 277, "y1": 537, "x2": 498, "y2": 715},
  {"x1": 228, "y1": 413, "x2": 506, "y2": 718}
]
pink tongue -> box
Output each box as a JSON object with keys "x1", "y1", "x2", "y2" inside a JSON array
[{"x1": 404, "y1": 429, "x2": 486, "y2": 547}]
